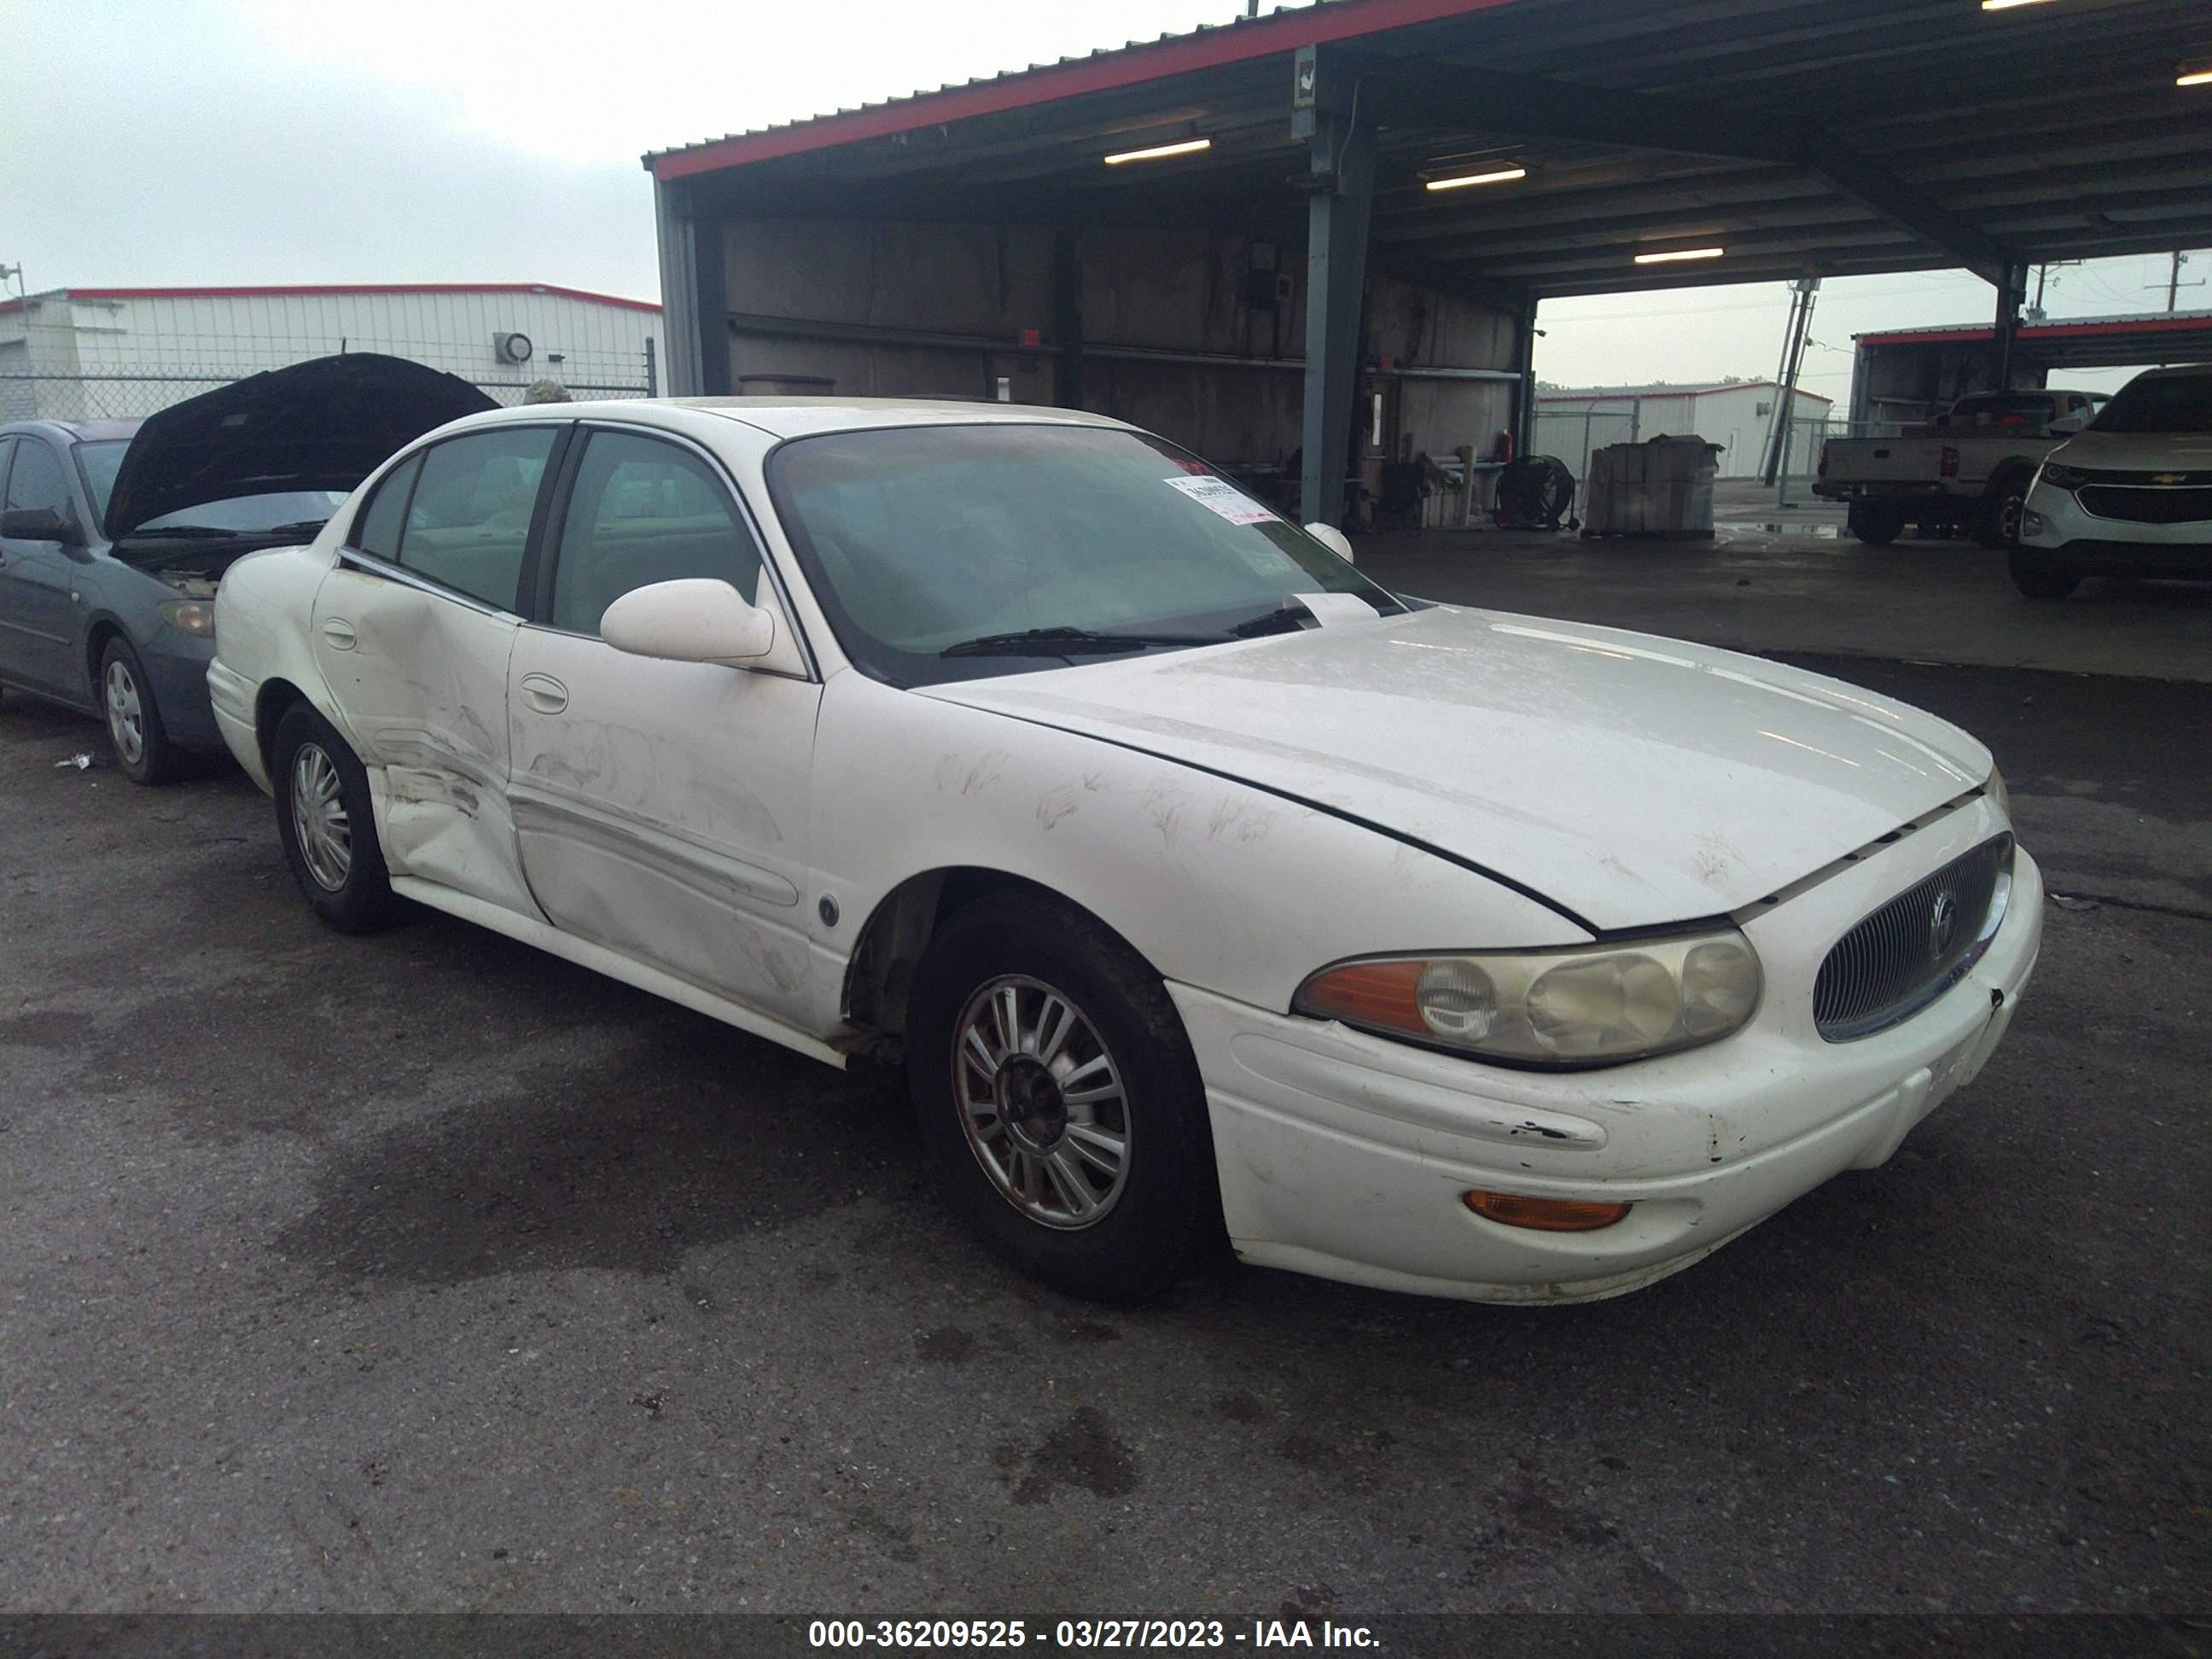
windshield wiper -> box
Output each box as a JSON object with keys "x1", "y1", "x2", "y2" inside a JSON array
[
  {"x1": 940, "y1": 626, "x2": 1220, "y2": 659},
  {"x1": 124, "y1": 524, "x2": 239, "y2": 539},
  {"x1": 261, "y1": 519, "x2": 332, "y2": 538},
  {"x1": 1228, "y1": 605, "x2": 1317, "y2": 638}
]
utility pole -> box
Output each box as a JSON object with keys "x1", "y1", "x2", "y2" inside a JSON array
[{"x1": 1761, "y1": 276, "x2": 1820, "y2": 488}]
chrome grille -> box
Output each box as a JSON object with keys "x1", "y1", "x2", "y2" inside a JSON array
[{"x1": 1813, "y1": 835, "x2": 2012, "y2": 1042}]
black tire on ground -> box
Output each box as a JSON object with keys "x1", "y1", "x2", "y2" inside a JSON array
[
  {"x1": 97, "y1": 636, "x2": 185, "y2": 786},
  {"x1": 1977, "y1": 468, "x2": 2034, "y2": 550},
  {"x1": 907, "y1": 889, "x2": 1221, "y2": 1303},
  {"x1": 2009, "y1": 548, "x2": 2082, "y2": 601},
  {"x1": 1848, "y1": 503, "x2": 1907, "y2": 546},
  {"x1": 271, "y1": 701, "x2": 401, "y2": 933}
]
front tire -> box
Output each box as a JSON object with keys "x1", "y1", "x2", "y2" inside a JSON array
[
  {"x1": 271, "y1": 701, "x2": 399, "y2": 932},
  {"x1": 99, "y1": 637, "x2": 183, "y2": 786},
  {"x1": 1977, "y1": 469, "x2": 2032, "y2": 550},
  {"x1": 2010, "y1": 549, "x2": 2081, "y2": 600},
  {"x1": 908, "y1": 891, "x2": 1220, "y2": 1303}
]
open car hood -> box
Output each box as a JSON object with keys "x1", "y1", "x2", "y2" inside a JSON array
[{"x1": 103, "y1": 352, "x2": 496, "y2": 540}]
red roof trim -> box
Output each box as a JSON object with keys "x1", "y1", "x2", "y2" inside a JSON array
[
  {"x1": 1538, "y1": 381, "x2": 1832, "y2": 405},
  {"x1": 1858, "y1": 314, "x2": 2211, "y2": 348},
  {"x1": 652, "y1": 0, "x2": 1523, "y2": 182},
  {"x1": 0, "y1": 282, "x2": 660, "y2": 316}
]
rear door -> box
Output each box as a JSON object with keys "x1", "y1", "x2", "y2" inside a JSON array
[
  {"x1": 310, "y1": 423, "x2": 566, "y2": 917},
  {"x1": 505, "y1": 422, "x2": 821, "y2": 1024},
  {"x1": 0, "y1": 436, "x2": 91, "y2": 698}
]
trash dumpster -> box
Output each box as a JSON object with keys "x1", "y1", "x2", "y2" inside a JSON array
[{"x1": 1580, "y1": 434, "x2": 1724, "y2": 539}]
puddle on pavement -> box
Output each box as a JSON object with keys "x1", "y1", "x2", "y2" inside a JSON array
[{"x1": 1720, "y1": 521, "x2": 1843, "y2": 539}]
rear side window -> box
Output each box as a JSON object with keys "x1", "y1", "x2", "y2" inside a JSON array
[
  {"x1": 350, "y1": 453, "x2": 422, "y2": 562},
  {"x1": 548, "y1": 431, "x2": 765, "y2": 635},
  {"x1": 5, "y1": 439, "x2": 72, "y2": 517},
  {"x1": 393, "y1": 428, "x2": 556, "y2": 611}
]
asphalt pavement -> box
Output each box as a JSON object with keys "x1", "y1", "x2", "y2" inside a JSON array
[{"x1": 1, "y1": 650, "x2": 2205, "y2": 1620}]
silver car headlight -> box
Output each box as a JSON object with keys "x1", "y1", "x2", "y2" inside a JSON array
[
  {"x1": 156, "y1": 598, "x2": 217, "y2": 638},
  {"x1": 1294, "y1": 929, "x2": 1763, "y2": 1068}
]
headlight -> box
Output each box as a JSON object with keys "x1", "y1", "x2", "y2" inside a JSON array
[
  {"x1": 2038, "y1": 463, "x2": 2087, "y2": 491},
  {"x1": 156, "y1": 598, "x2": 216, "y2": 638},
  {"x1": 1295, "y1": 929, "x2": 1763, "y2": 1068},
  {"x1": 1984, "y1": 766, "x2": 2009, "y2": 822}
]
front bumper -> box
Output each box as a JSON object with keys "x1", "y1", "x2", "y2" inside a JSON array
[
  {"x1": 139, "y1": 626, "x2": 224, "y2": 753},
  {"x1": 1173, "y1": 815, "x2": 2042, "y2": 1305},
  {"x1": 2020, "y1": 481, "x2": 2212, "y2": 578}
]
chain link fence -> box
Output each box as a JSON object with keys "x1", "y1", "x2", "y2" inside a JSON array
[{"x1": 1532, "y1": 407, "x2": 1642, "y2": 491}]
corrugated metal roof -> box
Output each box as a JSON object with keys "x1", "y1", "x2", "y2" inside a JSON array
[
  {"x1": 1856, "y1": 310, "x2": 2212, "y2": 345},
  {"x1": 643, "y1": 2, "x2": 1353, "y2": 167}
]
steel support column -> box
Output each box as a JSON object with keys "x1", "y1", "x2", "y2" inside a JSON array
[
  {"x1": 1053, "y1": 226, "x2": 1085, "y2": 411},
  {"x1": 1300, "y1": 117, "x2": 1375, "y2": 529},
  {"x1": 1514, "y1": 297, "x2": 1540, "y2": 460},
  {"x1": 654, "y1": 179, "x2": 730, "y2": 398}
]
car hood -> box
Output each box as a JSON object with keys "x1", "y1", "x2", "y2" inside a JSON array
[
  {"x1": 921, "y1": 606, "x2": 1994, "y2": 931},
  {"x1": 104, "y1": 352, "x2": 496, "y2": 542},
  {"x1": 2051, "y1": 429, "x2": 2212, "y2": 473}
]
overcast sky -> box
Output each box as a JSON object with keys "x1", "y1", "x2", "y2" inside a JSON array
[{"x1": 8, "y1": 0, "x2": 2205, "y2": 401}]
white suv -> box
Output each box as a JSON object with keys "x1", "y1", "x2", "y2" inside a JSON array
[{"x1": 2015, "y1": 364, "x2": 2212, "y2": 598}]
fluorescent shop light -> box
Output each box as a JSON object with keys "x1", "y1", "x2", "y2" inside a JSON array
[
  {"x1": 1103, "y1": 138, "x2": 1212, "y2": 165},
  {"x1": 1633, "y1": 247, "x2": 1726, "y2": 265}
]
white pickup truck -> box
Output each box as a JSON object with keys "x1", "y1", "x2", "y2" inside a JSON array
[{"x1": 1814, "y1": 389, "x2": 2110, "y2": 548}]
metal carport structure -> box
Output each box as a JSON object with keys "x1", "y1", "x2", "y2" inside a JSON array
[
  {"x1": 1849, "y1": 309, "x2": 2212, "y2": 425},
  {"x1": 645, "y1": 0, "x2": 2212, "y2": 525}
]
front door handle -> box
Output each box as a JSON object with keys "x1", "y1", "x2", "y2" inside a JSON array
[
  {"x1": 320, "y1": 618, "x2": 357, "y2": 650},
  {"x1": 520, "y1": 672, "x2": 568, "y2": 715}
]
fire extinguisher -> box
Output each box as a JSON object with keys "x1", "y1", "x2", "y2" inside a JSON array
[{"x1": 1492, "y1": 429, "x2": 1516, "y2": 463}]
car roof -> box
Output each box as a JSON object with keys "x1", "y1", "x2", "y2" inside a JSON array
[
  {"x1": 0, "y1": 417, "x2": 141, "y2": 444},
  {"x1": 2122, "y1": 364, "x2": 2212, "y2": 384},
  {"x1": 429, "y1": 397, "x2": 1135, "y2": 443}
]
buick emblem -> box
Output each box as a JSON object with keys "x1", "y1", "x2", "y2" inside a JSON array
[
  {"x1": 1929, "y1": 890, "x2": 1960, "y2": 959},
  {"x1": 2152, "y1": 473, "x2": 2186, "y2": 486}
]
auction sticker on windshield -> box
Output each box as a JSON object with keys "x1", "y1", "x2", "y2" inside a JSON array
[{"x1": 1164, "y1": 474, "x2": 1277, "y2": 525}]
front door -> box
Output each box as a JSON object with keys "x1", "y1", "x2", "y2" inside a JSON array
[
  {"x1": 0, "y1": 437, "x2": 90, "y2": 697},
  {"x1": 505, "y1": 425, "x2": 820, "y2": 1025},
  {"x1": 310, "y1": 425, "x2": 562, "y2": 917}
]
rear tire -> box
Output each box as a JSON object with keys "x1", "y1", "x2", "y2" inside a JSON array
[
  {"x1": 1848, "y1": 503, "x2": 1906, "y2": 546},
  {"x1": 907, "y1": 891, "x2": 1220, "y2": 1303},
  {"x1": 2010, "y1": 549, "x2": 2081, "y2": 601},
  {"x1": 99, "y1": 637, "x2": 184, "y2": 786},
  {"x1": 271, "y1": 701, "x2": 400, "y2": 933}
]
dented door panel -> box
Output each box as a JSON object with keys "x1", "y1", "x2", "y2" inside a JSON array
[
  {"x1": 505, "y1": 626, "x2": 821, "y2": 1025},
  {"x1": 309, "y1": 565, "x2": 538, "y2": 917}
]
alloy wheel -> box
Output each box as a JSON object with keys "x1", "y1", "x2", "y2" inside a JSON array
[
  {"x1": 289, "y1": 742, "x2": 352, "y2": 892},
  {"x1": 952, "y1": 975, "x2": 1132, "y2": 1230},
  {"x1": 103, "y1": 659, "x2": 145, "y2": 767}
]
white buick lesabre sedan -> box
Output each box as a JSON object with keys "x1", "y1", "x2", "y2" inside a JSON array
[{"x1": 209, "y1": 399, "x2": 2042, "y2": 1305}]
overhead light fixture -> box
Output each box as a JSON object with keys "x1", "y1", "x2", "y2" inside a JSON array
[
  {"x1": 1979, "y1": 0, "x2": 2058, "y2": 10},
  {"x1": 2179, "y1": 59, "x2": 2212, "y2": 87},
  {"x1": 1634, "y1": 247, "x2": 1726, "y2": 265},
  {"x1": 1425, "y1": 164, "x2": 1528, "y2": 192},
  {"x1": 1103, "y1": 137, "x2": 1211, "y2": 165}
]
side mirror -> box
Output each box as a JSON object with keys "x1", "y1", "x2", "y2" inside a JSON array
[
  {"x1": 2048, "y1": 415, "x2": 2085, "y2": 435},
  {"x1": 1304, "y1": 521, "x2": 1356, "y2": 565},
  {"x1": 602, "y1": 578, "x2": 777, "y2": 667},
  {"x1": 0, "y1": 506, "x2": 76, "y2": 544}
]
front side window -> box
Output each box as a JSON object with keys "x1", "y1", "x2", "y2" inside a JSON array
[
  {"x1": 2092, "y1": 375, "x2": 2212, "y2": 435},
  {"x1": 393, "y1": 428, "x2": 556, "y2": 611},
  {"x1": 5, "y1": 439, "x2": 73, "y2": 518},
  {"x1": 549, "y1": 431, "x2": 765, "y2": 635},
  {"x1": 767, "y1": 423, "x2": 1401, "y2": 686}
]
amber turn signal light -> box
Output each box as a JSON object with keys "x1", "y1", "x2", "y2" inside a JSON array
[{"x1": 1463, "y1": 1190, "x2": 1633, "y2": 1232}]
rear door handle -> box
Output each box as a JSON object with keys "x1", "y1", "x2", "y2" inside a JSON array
[
  {"x1": 520, "y1": 672, "x2": 568, "y2": 715},
  {"x1": 320, "y1": 618, "x2": 357, "y2": 650}
]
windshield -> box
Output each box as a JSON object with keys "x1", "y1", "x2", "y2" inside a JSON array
[
  {"x1": 73, "y1": 439, "x2": 346, "y2": 535},
  {"x1": 2091, "y1": 375, "x2": 2212, "y2": 435},
  {"x1": 767, "y1": 423, "x2": 1403, "y2": 686}
]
